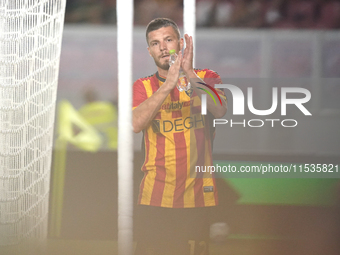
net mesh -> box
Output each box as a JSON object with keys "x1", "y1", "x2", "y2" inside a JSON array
[{"x1": 0, "y1": 0, "x2": 66, "y2": 245}]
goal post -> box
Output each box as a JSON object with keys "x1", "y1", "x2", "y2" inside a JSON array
[
  {"x1": 184, "y1": 0, "x2": 196, "y2": 66},
  {"x1": 115, "y1": 1, "x2": 196, "y2": 254},
  {"x1": 0, "y1": 0, "x2": 67, "y2": 246},
  {"x1": 117, "y1": 0, "x2": 134, "y2": 254}
]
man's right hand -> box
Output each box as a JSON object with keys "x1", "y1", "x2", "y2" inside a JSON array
[{"x1": 132, "y1": 52, "x2": 182, "y2": 133}]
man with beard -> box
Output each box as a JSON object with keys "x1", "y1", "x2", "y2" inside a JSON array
[{"x1": 133, "y1": 18, "x2": 227, "y2": 255}]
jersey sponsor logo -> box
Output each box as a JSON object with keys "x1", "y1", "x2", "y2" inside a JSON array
[
  {"x1": 160, "y1": 100, "x2": 193, "y2": 112},
  {"x1": 151, "y1": 114, "x2": 205, "y2": 134},
  {"x1": 203, "y1": 186, "x2": 214, "y2": 193}
]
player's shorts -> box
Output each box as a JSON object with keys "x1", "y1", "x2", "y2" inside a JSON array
[{"x1": 134, "y1": 205, "x2": 212, "y2": 255}]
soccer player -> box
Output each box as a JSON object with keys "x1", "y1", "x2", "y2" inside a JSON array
[{"x1": 133, "y1": 18, "x2": 227, "y2": 255}]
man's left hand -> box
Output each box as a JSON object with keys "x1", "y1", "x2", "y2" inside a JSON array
[{"x1": 182, "y1": 34, "x2": 194, "y2": 75}]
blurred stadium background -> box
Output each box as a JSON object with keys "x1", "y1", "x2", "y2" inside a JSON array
[{"x1": 6, "y1": 0, "x2": 340, "y2": 254}]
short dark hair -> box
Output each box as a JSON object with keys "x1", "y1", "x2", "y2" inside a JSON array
[{"x1": 146, "y1": 18, "x2": 180, "y2": 45}]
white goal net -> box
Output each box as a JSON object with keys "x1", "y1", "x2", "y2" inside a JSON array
[{"x1": 0, "y1": 0, "x2": 66, "y2": 245}]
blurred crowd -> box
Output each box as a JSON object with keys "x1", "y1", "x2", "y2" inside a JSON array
[{"x1": 65, "y1": 0, "x2": 340, "y2": 29}]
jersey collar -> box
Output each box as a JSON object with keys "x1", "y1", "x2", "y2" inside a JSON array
[{"x1": 155, "y1": 72, "x2": 166, "y2": 83}]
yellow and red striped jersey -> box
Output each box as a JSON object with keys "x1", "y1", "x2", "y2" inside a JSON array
[{"x1": 133, "y1": 69, "x2": 226, "y2": 208}]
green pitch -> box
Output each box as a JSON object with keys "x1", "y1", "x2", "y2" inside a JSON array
[{"x1": 215, "y1": 161, "x2": 339, "y2": 206}]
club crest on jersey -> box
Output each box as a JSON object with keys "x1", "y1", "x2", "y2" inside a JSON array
[{"x1": 185, "y1": 88, "x2": 193, "y2": 97}]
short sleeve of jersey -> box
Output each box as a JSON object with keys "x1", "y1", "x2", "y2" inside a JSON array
[
  {"x1": 133, "y1": 79, "x2": 148, "y2": 110},
  {"x1": 199, "y1": 69, "x2": 226, "y2": 101}
]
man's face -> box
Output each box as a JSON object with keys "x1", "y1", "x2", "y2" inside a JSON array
[{"x1": 147, "y1": 26, "x2": 183, "y2": 71}]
